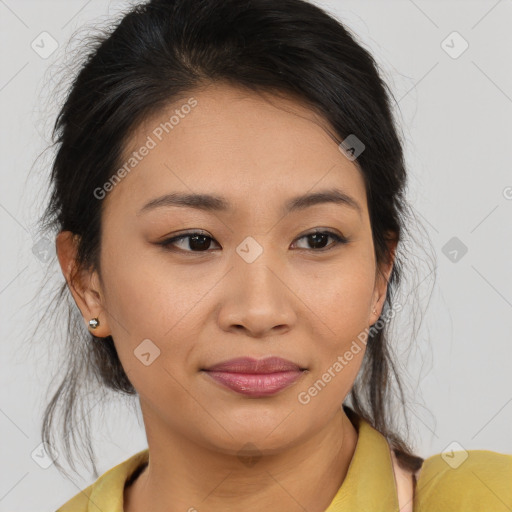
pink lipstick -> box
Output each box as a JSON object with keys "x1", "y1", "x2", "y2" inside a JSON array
[{"x1": 202, "y1": 356, "x2": 306, "y2": 397}]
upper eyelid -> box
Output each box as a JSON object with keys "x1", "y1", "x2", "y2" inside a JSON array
[
  {"x1": 165, "y1": 228, "x2": 343, "y2": 241},
  {"x1": 166, "y1": 227, "x2": 344, "y2": 238}
]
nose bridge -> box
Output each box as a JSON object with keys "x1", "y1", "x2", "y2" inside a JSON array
[
  {"x1": 218, "y1": 236, "x2": 296, "y2": 335},
  {"x1": 234, "y1": 237, "x2": 285, "y2": 303}
]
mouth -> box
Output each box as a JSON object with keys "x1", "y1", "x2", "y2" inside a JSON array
[{"x1": 201, "y1": 356, "x2": 308, "y2": 397}]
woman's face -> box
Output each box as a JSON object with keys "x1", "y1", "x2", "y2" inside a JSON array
[{"x1": 63, "y1": 82, "x2": 394, "y2": 455}]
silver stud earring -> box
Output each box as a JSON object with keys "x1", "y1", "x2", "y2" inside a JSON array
[{"x1": 89, "y1": 318, "x2": 100, "y2": 329}]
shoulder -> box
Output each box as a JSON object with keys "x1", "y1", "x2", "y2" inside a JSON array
[
  {"x1": 414, "y1": 449, "x2": 512, "y2": 511},
  {"x1": 55, "y1": 449, "x2": 149, "y2": 512}
]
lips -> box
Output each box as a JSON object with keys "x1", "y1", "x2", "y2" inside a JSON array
[
  {"x1": 202, "y1": 357, "x2": 307, "y2": 397},
  {"x1": 203, "y1": 356, "x2": 304, "y2": 373}
]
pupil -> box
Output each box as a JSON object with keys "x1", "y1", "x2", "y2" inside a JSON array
[
  {"x1": 190, "y1": 235, "x2": 210, "y2": 251},
  {"x1": 309, "y1": 233, "x2": 327, "y2": 249}
]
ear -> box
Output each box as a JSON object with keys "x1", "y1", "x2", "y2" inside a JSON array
[
  {"x1": 370, "y1": 234, "x2": 398, "y2": 325},
  {"x1": 55, "y1": 231, "x2": 111, "y2": 337}
]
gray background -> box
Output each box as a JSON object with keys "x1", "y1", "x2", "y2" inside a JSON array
[{"x1": 1, "y1": 0, "x2": 511, "y2": 510}]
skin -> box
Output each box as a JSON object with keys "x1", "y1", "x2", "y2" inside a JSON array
[{"x1": 56, "y1": 82, "x2": 397, "y2": 512}]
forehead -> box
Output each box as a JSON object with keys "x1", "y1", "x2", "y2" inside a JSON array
[{"x1": 103, "y1": 82, "x2": 368, "y2": 219}]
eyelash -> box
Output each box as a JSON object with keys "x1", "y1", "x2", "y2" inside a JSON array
[{"x1": 157, "y1": 229, "x2": 349, "y2": 254}]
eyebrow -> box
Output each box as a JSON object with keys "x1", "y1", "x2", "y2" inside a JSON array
[{"x1": 137, "y1": 188, "x2": 362, "y2": 218}]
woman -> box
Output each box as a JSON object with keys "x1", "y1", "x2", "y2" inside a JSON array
[{"x1": 38, "y1": 0, "x2": 511, "y2": 510}]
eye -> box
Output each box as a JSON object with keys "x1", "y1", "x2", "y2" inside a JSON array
[
  {"x1": 157, "y1": 229, "x2": 348, "y2": 253},
  {"x1": 158, "y1": 231, "x2": 220, "y2": 252},
  {"x1": 292, "y1": 230, "x2": 349, "y2": 251}
]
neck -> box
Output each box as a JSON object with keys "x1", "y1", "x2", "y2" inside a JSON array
[{"x1": 124, "y1": 406, "x2": 358, "y2": 512}]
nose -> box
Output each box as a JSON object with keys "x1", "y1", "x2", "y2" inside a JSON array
[{"x1": 216, "y1": 248, "x2": 297, "y2": 338}]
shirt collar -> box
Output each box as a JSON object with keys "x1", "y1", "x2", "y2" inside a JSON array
[{"x1": 325, "y1": 405, "x2": 399, "y2": 511}]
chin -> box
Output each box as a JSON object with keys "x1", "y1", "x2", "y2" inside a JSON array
[{"x1": 199, "y1": 419, "x2": 308, "y2": 455}]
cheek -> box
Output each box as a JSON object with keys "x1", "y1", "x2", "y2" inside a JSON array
[
  {"x1": 294, "y1": 268, "x2": 372, "y2": 415},
  {"x1": 98, "y1": 238, "x2": 223, "y2": 381},
  {"x1": 297, "y1": 257, "x2": 375, "y2": 392},
  {"x1": 330, "y1": 272, "x2": 374, "y2": 329},
  {"x1": 297, "y1": 257, "x2": 375, "y2": 334},
  {"x1": 100, "y1": 228, "x2": 201, "y2": 329}
]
